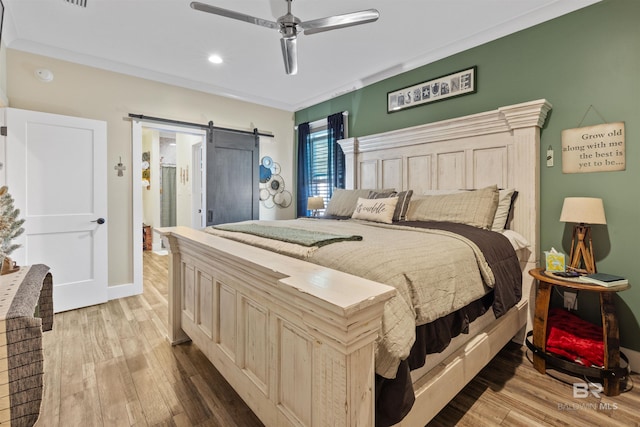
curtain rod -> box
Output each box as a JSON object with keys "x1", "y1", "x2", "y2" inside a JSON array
[
  {"x1": 294, "y1": 111, "x2": 348, "y2": 131},
  {"x1": 128, "y1": 113, "x2": 273, "y2": 138}
]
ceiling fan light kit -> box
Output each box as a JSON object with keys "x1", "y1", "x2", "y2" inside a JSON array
[{"x1": 191, "y1": 0, "x2": 379, "y2": 75}]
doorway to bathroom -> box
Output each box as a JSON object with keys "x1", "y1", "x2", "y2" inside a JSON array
[
  {"x1": 131, "y1": 117, "x2": 262, "y2": 296},
  {"x1": 142, "y1": 128, "x2": 205, "y2": 253}
]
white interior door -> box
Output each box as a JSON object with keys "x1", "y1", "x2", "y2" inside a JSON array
[
  {"x1": 3, "y1": 108, "x2": 108, "y2": 313},
  {"x1": 192, "y1": 142, "x2": 204, "y2": 228}
]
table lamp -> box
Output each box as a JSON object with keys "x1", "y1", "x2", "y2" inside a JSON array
[
  {"x1": 559, "y1": 197, "x2": 606, "y2": 274},
  {"x1": 307, "y1": 196, "x2": 324, "y2": 217}
]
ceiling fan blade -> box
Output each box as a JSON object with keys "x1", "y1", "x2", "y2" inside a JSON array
[
  {"x1": 280, "y1": 37, "x2": 298, "y2": 75},
  {"x1": 301, "y1": 9, "x2": 379, "y2": 35},
  {"x1": 190, "y1": 2, "x2": 278, "y2": 30}
]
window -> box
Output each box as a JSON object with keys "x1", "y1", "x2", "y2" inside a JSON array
[
  {"x1": 307, "y1": 125, "x2": 330, "y2": 213},
  {"x1": 296, "y1": 112, "x2": 347, "y2": 217}
]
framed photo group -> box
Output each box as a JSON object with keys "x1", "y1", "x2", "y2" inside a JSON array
[{"x1": 387, "y1": 66, "x2": 476, "y2": 113}]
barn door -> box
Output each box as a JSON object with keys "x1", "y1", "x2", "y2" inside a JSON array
[{"x1": 206, "y1": 129, "x2": 259, "y2": 225}]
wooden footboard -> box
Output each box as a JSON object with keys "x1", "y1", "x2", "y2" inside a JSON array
[{"x1": 159, "y1": 226, "x2": 395, "y2": 427}]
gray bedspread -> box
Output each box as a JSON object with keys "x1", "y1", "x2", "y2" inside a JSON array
[{"x1": 208, "y1": 218, "x2": 510, "y2": 378}]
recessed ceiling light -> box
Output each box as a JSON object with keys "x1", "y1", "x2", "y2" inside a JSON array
[{"x1": 208, "y1": 54, "x2": 223, "y2": 64}]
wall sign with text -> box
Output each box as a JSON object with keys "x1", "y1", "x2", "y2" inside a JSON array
[
  {"x1": 387, "y1": 66, "x2": 476, "y2": 113},
  {"x1": 561, "y1": 122, "x2": 625, "y2": 174}
]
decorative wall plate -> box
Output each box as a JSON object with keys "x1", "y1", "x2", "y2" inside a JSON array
[
  {"x1": 268, "y1": 175, "x2": 284, "y2": 194},
  {"x1": 274, "y1": 190, "x2": 292, "y2": 208},
  {"x1": 259, "y1": 165, "x2": 272, "y2": 183},
  {"x1": 259, "y1": 188, "x2": 270, "y2": 201},
  {"x1": 259, "y1": 156, "x2": 289, "y2": 209},
  {"x1": 261, "y1": 156, "x2": 273, "y2": 168}
]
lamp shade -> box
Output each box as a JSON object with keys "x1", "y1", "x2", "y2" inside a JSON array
[
  {"x1": 559, "y1": 197, "x2": 606, "y2": 224},
  {"x1": 307, "y1": 196, "x2": 324, "y2": 210}
]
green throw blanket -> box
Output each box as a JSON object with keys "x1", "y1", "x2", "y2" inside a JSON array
[{"x1": 212, "y1": 223, "x2": 362, "y2": 247}]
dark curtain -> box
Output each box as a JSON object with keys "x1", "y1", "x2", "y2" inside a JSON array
[
  {"x1": 296, "y1": 113, "x2": 346, "y2": 217},
  {"x1": 296, "y1": 122, "x2": 311, "y2": 217},
  {"x1": 327, "y1": 112, "x2": 346, "y2": 191}
]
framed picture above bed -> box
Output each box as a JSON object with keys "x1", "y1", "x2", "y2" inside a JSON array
[{"x1": 387, "y1": 66, "x2": 477, "y2": 113}]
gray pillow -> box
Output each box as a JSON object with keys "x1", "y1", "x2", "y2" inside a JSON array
[{"x1": 406, "y1": 185, "x2": 499, "y2": 229}]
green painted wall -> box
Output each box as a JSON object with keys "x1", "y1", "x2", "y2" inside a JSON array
[{"x1": 295, "y1": 0, "x2": 640, "y2": 351}]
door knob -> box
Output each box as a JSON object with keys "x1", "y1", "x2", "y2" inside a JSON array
[{"x1": 91, "y1": 218, "x2": 106, "y2": 224}]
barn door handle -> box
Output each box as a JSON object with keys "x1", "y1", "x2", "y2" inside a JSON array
[{"x1": 91, "y1": 218, "x2": 106, "y2": 225}]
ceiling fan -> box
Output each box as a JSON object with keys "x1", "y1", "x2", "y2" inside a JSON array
[{"x1": 190, "y1": 1, "x2": 380, "y2": 75}]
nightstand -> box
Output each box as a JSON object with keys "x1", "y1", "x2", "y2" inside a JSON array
[{"x1": 528, "y1": 267, "x2": 630, "y2": 396}]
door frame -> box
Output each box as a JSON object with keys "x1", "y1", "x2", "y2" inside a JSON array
[
  {"x1": 192, "y1": 142, "x2": 204, "y2": 228},
  {"x1": 131, "y1": 120, "x2": 206, "y2": 294}
]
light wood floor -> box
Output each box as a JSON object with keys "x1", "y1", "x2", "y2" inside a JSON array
[{"x1": 35, "y1": 252, "x2": 640, "y2": 426}]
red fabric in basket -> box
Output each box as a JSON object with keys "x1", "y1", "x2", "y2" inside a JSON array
[{"x1": 546, "y1": 308, "x2": 604, "y2": 368}]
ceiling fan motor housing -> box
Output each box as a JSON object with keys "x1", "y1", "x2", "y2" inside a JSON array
[{"x1": 278, "y1": 13, "x2": 300, "y2": 38}]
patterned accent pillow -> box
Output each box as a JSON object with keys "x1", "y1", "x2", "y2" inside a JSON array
[
  {"x1": 405, "y1": 185, "x2": 499, "y2": 229},
  {"x1": 351, "y1": 197, "x2": 398, "y2": 224},
  {"x1": 325, "y1": 188, "x2": 394, "y2": 217},
  {"x1": 368, "y1": 190, "x2": 396, "y2": 199},
  {"x1": 393, "y1": 190, "x2": 413, "y2": 221},
  {"x1": 368, "y1": 190, "x2": 413, "y2": 222}
]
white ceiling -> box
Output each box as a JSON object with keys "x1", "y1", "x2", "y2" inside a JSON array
[{"x1": 3, "y1": 0, "x2": 599, "y2": 112}]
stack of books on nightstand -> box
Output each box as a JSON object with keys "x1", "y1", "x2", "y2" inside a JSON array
[{"x1": 579, "y1": 272, "x2": 628, "y2": 287}]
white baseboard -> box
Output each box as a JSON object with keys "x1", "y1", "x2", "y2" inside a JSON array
[
  {"x1": 621, "y1": 346, "x2": 640, "y2": 374},
  {"x1": 107, "y1": 282, "x2": 142, "y2": 301}
]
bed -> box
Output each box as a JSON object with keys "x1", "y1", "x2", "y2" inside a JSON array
[{"x1": 158, "y1": 99, "x2": 551, "y2": 426}]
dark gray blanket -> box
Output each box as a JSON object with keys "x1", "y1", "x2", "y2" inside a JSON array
[{"x1": 374, "y1": 221, "x2": 522, "y2": 426}]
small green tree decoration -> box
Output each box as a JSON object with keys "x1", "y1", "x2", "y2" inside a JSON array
[{"x1": 0, "y1": 186, "x2": 25, "y2": 273}]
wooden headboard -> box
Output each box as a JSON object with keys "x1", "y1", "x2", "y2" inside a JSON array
[{"x1": 339, "y1": 99, "x2": 551, "y2": 277}]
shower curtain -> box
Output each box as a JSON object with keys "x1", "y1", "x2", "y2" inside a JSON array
[{"x1": 160, "y1": 165, "x2": 177, "y2": 227}]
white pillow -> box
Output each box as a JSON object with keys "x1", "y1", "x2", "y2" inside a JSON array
[
  {"x1": 351, "y1": 197, "x2": 398, "y2": 224},
  {"x1": 500, "y1": 229, "x2": 530, "y2": 251},
  {"x1": 492, "y1": 188, "x2": 516, "y2": 231}
]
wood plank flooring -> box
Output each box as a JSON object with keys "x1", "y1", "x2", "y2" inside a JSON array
[{"x1": 35, "y1": 252, "x2": 640, "y2": 426}]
